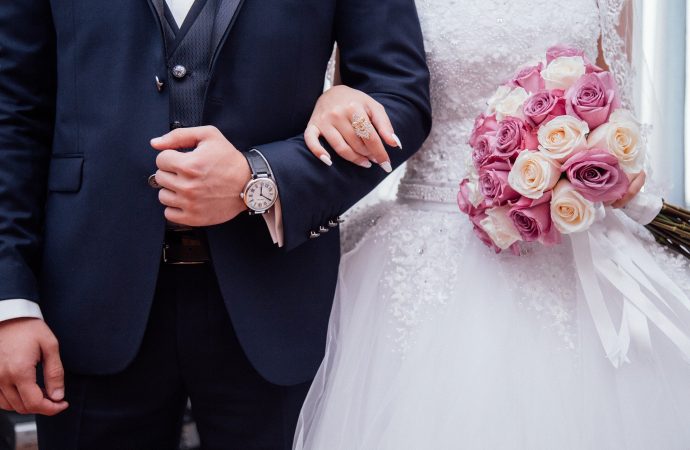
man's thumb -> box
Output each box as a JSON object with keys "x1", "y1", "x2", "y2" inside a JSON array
[{"x1": 41, "y1": 337, "x2": 65, "y2": 402}]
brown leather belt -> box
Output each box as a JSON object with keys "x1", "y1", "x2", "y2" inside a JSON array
[{"x1": 162, "y1": 229, "x2": 211, "y2": 265}]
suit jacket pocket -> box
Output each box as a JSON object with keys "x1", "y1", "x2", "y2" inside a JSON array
[{"x1": 48, "y1": 154, "x2": 84, "y2": 192}]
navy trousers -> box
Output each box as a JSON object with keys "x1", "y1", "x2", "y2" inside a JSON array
[{"x1": 37, "y1": 264, "x2": 311, "y2": 450}]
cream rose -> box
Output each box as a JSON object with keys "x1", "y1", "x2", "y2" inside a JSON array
[
  {"x1": 537, "y1": 115, "x2": 589, "y2": 162},
  {"x1": 508, "y1": 151, "x2": 561, "y2": 199},
  {"x1": 480, "y1": 206, "x2": 522, "y2": 249},
  {"x1": 486, "y1": 85, "x2": 512, "y2": 114},
  {"x1": 494, "y1": 87, "x2": 529, "y2": 120},
  {"x1": 550, "y1": 179, "x2": 597, "y2": 234},
  {"x1": 587, "y1": 109, "x2": 644, "y2": 174},
  {"x1": 541, "y1": 56, "x2": 586, "y2": 90},
  {"x1": 466, "y1": 169, "x2": 485, "y2": 207}
]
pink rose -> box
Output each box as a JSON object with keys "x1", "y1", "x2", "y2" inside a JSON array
[
  {"x1": 494, "y1": 117, "x2": 538, "y2": 160},
  {"x1": 561, "y1": 148, "x2": 630, "y2": 203},
  {"x1": 469, "y1": 113, "x2": 498, "y2": 147},
  {"x1": 546, "y1": 44, "x2": 602, "y2": 73},
  {"x1": 510, "y1": 63, "x2": 545, "y2": 93},
  {"x1": 565, "y1": 72, "x2": 620, "y2": 130},
  {"x1": 522, "y1": 89, "x2": 566, "y2": 128},
  {"x1": 458, "y1": 179, "x2": 485, "y2": 216},
  {"x1": 478, "y1": 157, "x2": 521, "y2": 206},
  {"x1": 546, "y1": 45, "x2": 586, "y2": 64},
  {"x1": 508, "y1": 192, "x2": 561, "y2": 245},
  {"x1": 470, "y1": 213, "x2": 501, "y2": 253},
  {"x1": 471, "y1": 134, "x2": 496, "y2": 169}
]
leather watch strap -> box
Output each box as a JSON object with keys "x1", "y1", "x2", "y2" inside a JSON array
[{"x1": 244, "y1": 149, "x2": 271, "y2": 179}]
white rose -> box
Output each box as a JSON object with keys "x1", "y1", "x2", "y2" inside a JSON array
[
  {"x1": 495, "y1": 87, "x2": 529, "y2": 120},
  {"x1": 486, "y1": 85, "x2": 512, "y2": 114},
  {"x1": 508, "y1": 151, "x2": 561, "y2": 199},
  {"x1": 550, "y1": 179, "x2": 597, "y2": 234},
  {"x1": 587, "y1": 109, "x2": 644, "y2": 174},
  {"x1": 465, "y1": 169, "x2": 485, "y2": 207},
  {"x1": 538, "y1": 115, "x2": 589, "y2": 162},
  {"x1": 541, "y1": 56, "x2": 586, "y2": 90},
  {"x1": 480, "y1": 206, "x2": 522, "y2": 250}
]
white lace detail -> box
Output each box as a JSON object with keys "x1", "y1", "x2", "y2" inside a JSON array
[
  {"x1": 341, "y1": 0, "x2": 642, "y2": 354},
  {"x1": 597, "y1": 0, "x2": 635, "y2": 108}
]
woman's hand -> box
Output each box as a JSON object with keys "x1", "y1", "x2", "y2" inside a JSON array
[
  {"x1": 304, "y1": 85, "x2": 402, "y2": 172},
  {"x1": 612, "y1": 170, "x2": 646, "y2": 209}
]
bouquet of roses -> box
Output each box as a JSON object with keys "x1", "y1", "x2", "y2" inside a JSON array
[{"x1": 458, "y1": 45, "x2": 688, "y2": 256}]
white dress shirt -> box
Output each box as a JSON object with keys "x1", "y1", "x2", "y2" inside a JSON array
[{"x1": 0, "y1": 0, "x2": 284, "y2": 324}]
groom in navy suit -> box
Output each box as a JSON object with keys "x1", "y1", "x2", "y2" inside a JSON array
[{"x1": 0, "y1": 0, "x2": 430, "y2": 448}]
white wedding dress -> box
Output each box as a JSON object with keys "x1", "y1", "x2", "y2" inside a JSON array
[{"x1": 295, "y1": 1, "x2": 690, "y2": 449}]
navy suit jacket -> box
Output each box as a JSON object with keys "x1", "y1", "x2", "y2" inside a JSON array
[{"x1": 0, "y1": 0, "x2": 431, "y2": 385}]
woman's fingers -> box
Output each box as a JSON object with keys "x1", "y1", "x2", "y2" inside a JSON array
[
  {"x1": 349, "y1": 106, "x2": 392, "y2": 173},
  {"x1": 304, "y1": 124, "x2": 332, "y2": 166},
  {"x1": 366, "y1": 100, "x2": 402, "y2": 150},
  {"x1": 321, "y1": 126, "x2": 372, "y2": 168},
  {"x1": 612, "y1": 170, "x2": 647, "y2": 209}
]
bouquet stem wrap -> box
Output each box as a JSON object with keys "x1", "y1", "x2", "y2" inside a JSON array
[{"x1": 572, "y1": 210, "x2": 690, "y2": 367}]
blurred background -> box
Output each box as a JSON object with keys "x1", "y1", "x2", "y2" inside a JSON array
[{"x1": 635, "y1": 0, "x2": 687, "y2": 205}]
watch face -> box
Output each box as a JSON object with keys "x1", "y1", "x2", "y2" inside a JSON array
[{"x1": 244, "y1": 179, "x2": 278, "y2": 212}]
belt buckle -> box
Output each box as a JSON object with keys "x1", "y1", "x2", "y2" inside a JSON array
[{"x1": 162, "y1": 244, "x2": 207, "y2": 265}]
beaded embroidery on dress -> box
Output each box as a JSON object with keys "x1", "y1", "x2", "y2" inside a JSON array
[{"x1": 295, "y1": 1, "x2": 690, "y2": 449}]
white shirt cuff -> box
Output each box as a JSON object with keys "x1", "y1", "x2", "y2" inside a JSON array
[
  {"x1": 262, "y1": 199, "x2": 285, "y2": 247},
  {"x1": 0, "y1": 299, "x2": 44, "y2": 322}
]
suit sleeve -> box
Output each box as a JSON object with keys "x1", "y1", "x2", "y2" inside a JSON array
[
  {"x1": 257, "y1": 0, "x2": 431, "y2": 252},
  {"x1": 0, "y1": 0, "x2": 57, "y2": 302}
]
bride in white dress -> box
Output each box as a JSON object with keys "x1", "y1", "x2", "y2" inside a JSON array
[{"x1": 294, "y1": 0, "x2": 690, "y2": 449}]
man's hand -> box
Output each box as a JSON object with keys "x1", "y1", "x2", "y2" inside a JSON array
[
  {"x1": 151, "y1": 126, "x2": 251, "y2": 226},
  {"x1": 0, "y1": 318, "x2": 68, "y2": 416}
]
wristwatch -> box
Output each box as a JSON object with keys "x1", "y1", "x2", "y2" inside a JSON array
[{"x1": 240, "y1": 149, "x2": 279, "y2": 215}]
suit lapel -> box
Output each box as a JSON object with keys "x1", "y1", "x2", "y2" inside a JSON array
[
  {"x1": 209, "y1": 0, "x2": 245, "y2": 71},
  {"x1": 147, "y1": 0, "x2": 165, "y2": 25}
]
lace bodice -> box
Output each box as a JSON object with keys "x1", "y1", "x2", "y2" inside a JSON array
[{"x1": 397, "y1": 0, "x2": 601, "y2": 203}]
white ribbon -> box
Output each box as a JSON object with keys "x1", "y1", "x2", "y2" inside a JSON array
[{"x1": 571, "y1": 209, "x2": 690, "y2": 367}]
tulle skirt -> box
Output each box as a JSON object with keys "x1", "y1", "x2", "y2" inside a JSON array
[{"x1": 294, "y1": 200, "x2": 690, "y2": 450}]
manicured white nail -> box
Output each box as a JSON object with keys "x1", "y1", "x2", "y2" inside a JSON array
[
  {"x1": 358, "y1": 160, "x2": 373, "y2": 168},
  {"x1": 392, "y1": 133, "x2": 403, "y2": 150},
  {"x1": 380, "y1": 161, "x2": 393, "y2": 173},
  {"x1": 319, "y1": 154, "x2": 333, "y2": 166}
]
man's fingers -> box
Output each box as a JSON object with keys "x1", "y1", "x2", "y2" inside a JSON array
[
  {"x1": 40, "y1": 337, "x2": 65, "y2": 402},
  {"x1": 2, "y1": 385, "x2": 27, "y2": 414},
  {"x1": 155, "y1": 149, "x2": 187, "y2": 173},
  {"x1": 0, "y1": 391, "x2": 11, "y2": 411},
  {"x1": 366, "y1": 101, "x2": 400, "y2": 149},
  {"x1": 16, "y1": 382, "x2": 68, "y2": 416},
  {"x1": 164, "y1": 206, "x2": 187, "y2": 225},
  {"x1": 153, "y1": 170, "x2": 179, "y2": 192},
  {"x1": 150, "y1": 126, "x2": 218, "y2": 151},
  {"x1": 321, "y1": 126, "x2": 372, "y2": 168},
  {"x1": 305, "y1": 124, "x2": 332, "y2": 166},
  {"x1": 159, "y1": 188, "x2": 184, "y2": 209}
]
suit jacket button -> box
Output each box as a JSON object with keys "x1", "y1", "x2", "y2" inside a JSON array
[
  {"x1": 171, "y1": 65, "x2": 187, "y2": 79},
  {"x1": 319, "y1": 226, "x2": 329, "y2": 233},
  {"x1": 309, "y1": 231, "x2": 320, "y2": 239},
  {"x1": 155, "y1": 76, "x2": 164, "y2": 92},
  {"x1": 148, "y1": 174, "x2": 161, "y2": 189},
  {"x1": 170, "y1": 121, "x2": 184, "y2": 130},
  {"x1": 328, "y1": 220, "x2": 339, "y2": 228}
]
